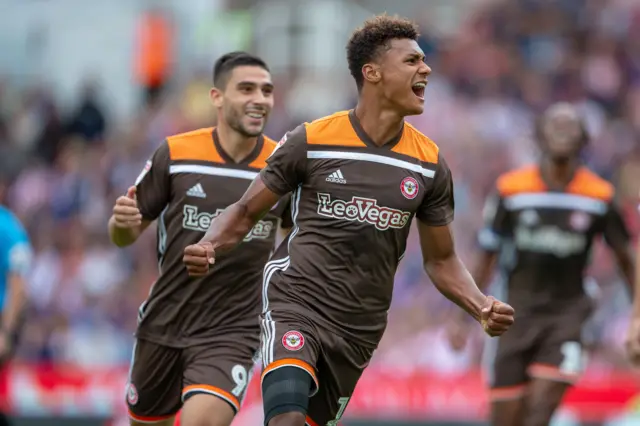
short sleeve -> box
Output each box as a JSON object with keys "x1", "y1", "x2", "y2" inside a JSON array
[
  {"x1": 260, "y1": 124, "x2": 307, "y2": 196},
  {"x1": 135, "y1": 141, "x2": 171, "y2": 221},
  {"x1": 1, "y1": 214, "x2": 31, "y2": 278},
  {"x1": 477, "y1": 190, "x2": 511, "y2": 252},
  {"x1": 416, "y1": 153, "x2": 454, "y2": 226},
  {"x1": 601, "y1": 201, "x2": 630, "y2": 252}
]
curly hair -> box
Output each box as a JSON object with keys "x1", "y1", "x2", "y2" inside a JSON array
[{"x1": 346, "y1": 14, "x2": 420, "y2": 90}]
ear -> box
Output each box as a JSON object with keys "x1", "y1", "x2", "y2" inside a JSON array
[
  {"x1": 209, "y1": 87, "x2": 224, "y2": 108},
  {"x1": 362, "y1": 63, "x2": 382, "y2": 84}
]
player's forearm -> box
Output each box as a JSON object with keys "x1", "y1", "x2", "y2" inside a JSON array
[
  {"x1": 2, "y1": 274, "x2": 26, "y2": 333},
  {"x1": 108, "y1": 216, "x2": 142, "y2": 248},
  {"x1": 473, "y1": 250, "x2": 498, "y2": 292},
  {"x1": 200, "y1": 202, "x2": 259, "y2": 253},
  {"x1": 424, "y1": 254, "x2": 487, "y2": 322}
]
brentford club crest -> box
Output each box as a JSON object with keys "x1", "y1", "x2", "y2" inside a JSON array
[
  {"x1": 569, "y1": 211, "x2": 591, "y2": 231},
  {"x1": 400, "y1": 177, "x2": 419, "y2": 200},
  {"x1": 126, "y1": 383, "x2": 139, "y2": 405},
  {"x1": 282, "y1": 330, "x2": 305, "y2": 351}
]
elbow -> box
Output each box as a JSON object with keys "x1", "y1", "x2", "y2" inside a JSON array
[
  {"x1": 234, "y1": 200, "x2": 251, "y2": 220},
  {"x1": 423, "y1": 258, "x2": 449, "y2": 288},
  {"x1": 423, "y1": 251, "x2": 456, "y2": 274}
]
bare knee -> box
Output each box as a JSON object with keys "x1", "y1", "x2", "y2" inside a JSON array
[{"x1": 268, "y1": 411, "x2": 306, "y2": 426}]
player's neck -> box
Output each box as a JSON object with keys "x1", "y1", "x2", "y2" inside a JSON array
[
  {"x1": 216, "y1": 121, "x2": 259, "y2": 163},
  {"x1": 354, "y1": 101, "x2": 404, "y2": 147},
  {"x1": 541, "y1": 156, "x2": 580, "y2": 189}
]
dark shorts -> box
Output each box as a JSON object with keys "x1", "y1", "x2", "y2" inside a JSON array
[
  {"x1": 260, "y1": 310, "x2": 374, "y2": 426},
  {"x1": 484, "y1": 308, "x2": 589, "y2": 400},
  {"x1": 126, "y1": 334, "x2": 258, "y2": 422}
]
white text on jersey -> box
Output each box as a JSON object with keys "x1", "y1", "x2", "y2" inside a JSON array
[
  {"x1": 317, "y1": 193, "x2": 411, "y2": 231},
  {"x1": 182, "y1": 205, "x2": 273, "y2": 241}
]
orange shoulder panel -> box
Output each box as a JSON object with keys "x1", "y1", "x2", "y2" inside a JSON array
[
  {"x1": 391, "y1": 123, "x2": 439, "y2": 164},
  {"x1": 496, "y1": 165, "x2": 545, "y2": 197},
  {"x1": 567, "y1": 167, "x2": 614, "y2": 202},
  {"x1": 305, "y1": 111, "x2": 365, "y2": 147},
  {"x1": 248, "y1": 136, "x2": 277, "y2": 169},
  {"x1": 167, "y1": 127, "x2": 223, "y2": 163}
]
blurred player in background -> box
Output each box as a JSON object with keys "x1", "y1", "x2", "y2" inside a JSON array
[
  {"x1": 108, "y1": 52, "x2": 291, "y2": 426},
  {"x1": 0, "y1": 204, "x2": 31, "y2": 426},
  {"x1": 183, "y1": 15, "x2": 515, "y2": 426},
  {"x1": 457, "y1": 103, "x2": 634, "y2": 426}
]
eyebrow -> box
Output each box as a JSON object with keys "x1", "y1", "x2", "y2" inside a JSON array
[
  {"x1": 237, "y1": 81, "x2": 273, "y2": 86},
  {"x1": 406, "y1": 51, "x2": 425, "y2": 61}
]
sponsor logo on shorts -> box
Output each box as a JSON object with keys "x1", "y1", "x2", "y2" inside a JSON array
[
  {"x1": 183, "y1": 205, "x2": 274, "y2": 241},
  {"x1": 317, "y1": 193, "x2": 411, "y2": 231},
  {"x1": 400, "y1": 177, "x2": 419, "y2": 199},
  {"x1": 282, "y1": 330, "x2": 305, "y2": 351},
  {"x1": 126, "y1": 383, "x2": 138, "y2": 405}
]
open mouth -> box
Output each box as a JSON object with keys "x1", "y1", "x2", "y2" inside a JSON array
[
  {"x1": 246, "y1": 111, "x2": 265, "y2": 119},
  {"x1": 412, "y1": 82, "x2": 426, "y2": 99},
  {"x1": 245, "y1": 109, "x2": 266, "y2": 124}
]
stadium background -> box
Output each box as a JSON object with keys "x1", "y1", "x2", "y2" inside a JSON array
[{"x1": 0, "y1": 0, "x2": 640, "y2": 425}]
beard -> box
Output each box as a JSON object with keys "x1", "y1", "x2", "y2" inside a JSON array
[{"x1": 225, "y1": 107, "x2": 263, "y2": 137}]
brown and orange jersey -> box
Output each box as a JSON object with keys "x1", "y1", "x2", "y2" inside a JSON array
[
  {"x1": 478, "y1": 165, "x2": 629, "y2": 315},
  {"x1": 259, "y1": 110, "x2": 454, "y2": 350},
  {"x1": 134, "y1": 128, "x2": 291, "y2": 347}
]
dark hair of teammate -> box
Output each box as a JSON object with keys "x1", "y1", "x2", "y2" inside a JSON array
[
  {"x1": 213, "y1": 52, "x2": 270, "y2": 89},
  {"x1": 346, "y1": 15, "x2": 420, "y2": 91}
]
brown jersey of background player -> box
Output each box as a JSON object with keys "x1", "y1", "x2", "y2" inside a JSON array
[
  {"x1": 108, "y1": 52, "x2": 290, "y2": 426},
  {"x1": 183, "y1": 15, "x2": 515, "y2": 426},
  {"x1": 457, "y1": 103, "x2": 634, "y2": 426}
]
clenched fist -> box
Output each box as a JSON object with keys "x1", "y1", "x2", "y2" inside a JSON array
[
  {"x1": 183, "y1": 242, "x2": 216, "y2": 276},
  {"x1": 480, "y1": 296, "x2": 515, "y2": 337},
  {"x1": 112, "y1": 186, "x2": 142, "y2": 228}
]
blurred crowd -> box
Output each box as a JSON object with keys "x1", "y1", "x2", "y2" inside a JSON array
[{"x1": 1, "y1": 0, "x2": 640, "y2": 373}]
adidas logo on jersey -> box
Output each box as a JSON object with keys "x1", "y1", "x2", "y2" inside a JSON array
[
  {"x1": 186, "y1": 183, "x2": 207, "y2": 198},
  {"x1": 326, "y1": 170, "x2": 346, "y2": 184}
]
